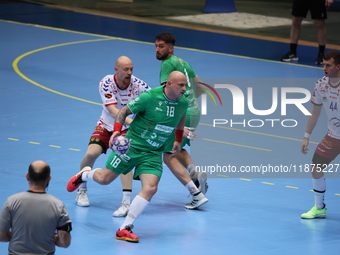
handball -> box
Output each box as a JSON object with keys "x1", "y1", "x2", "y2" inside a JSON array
[{"x1": 111, "y1": 136, "x2": 130, "y2": 155}]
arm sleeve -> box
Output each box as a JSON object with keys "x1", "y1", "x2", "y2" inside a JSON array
[
  {"x1": 99, "y1": 76, "x2": 118, "y2": 106},
  {"x1": 0, "y1": 201, "x2": 11, "y2": 232},
  {"x1": 311, "y1": 81, "x2": 323, "y2": 106},
  {"x1": 57, "y1": 203, "x2": 71, "y2": 230},
  {"x1": 127, "y1": 91, "x2": 151, "y2": 114}
]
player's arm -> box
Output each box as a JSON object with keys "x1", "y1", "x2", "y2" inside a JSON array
[
  {"x1": 106, "y1": 104, "x2": 134, "y2": 125},
  {"x1": 171, "y1": 115, "x2": 187, "y2": 156},
  {"x1": 109, "y1": 106, "x2": 133, "y2": 148},
  {"x1": 0, "y1": 230, "x2": 11, "y2": 242},
  {"x1": 301, "y1": 104, "x2": 322, "y2": 154},
  {"x1": 194, "y1": 76, "x2": 206, "y2": 98},
  {"x1": 54, "y1": 222, "x2": 72, "y2": 248}
]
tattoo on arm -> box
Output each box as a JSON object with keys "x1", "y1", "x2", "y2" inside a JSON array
[{"x1": 116, "y1": 106, "x2": 132, "y2": 124}]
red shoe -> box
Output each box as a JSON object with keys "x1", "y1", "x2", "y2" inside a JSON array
[
  {"x1": 116, "y1": 225, "x2": 139, "y2": 243},
  {"x1": 66, "y1": 166, "x2": 91, "y2": 192}
]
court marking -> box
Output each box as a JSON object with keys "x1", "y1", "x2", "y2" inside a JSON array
[{"x1": 9, "y1": 30, "x2": 321, "y2": 151}]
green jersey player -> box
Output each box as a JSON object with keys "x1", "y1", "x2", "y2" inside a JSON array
[
  {"x1": 155, "y1": 32, "x2": 208, "y2": 194},
  {"x1": 66, "y1": 71, "x2": 208, "y2": 243}
]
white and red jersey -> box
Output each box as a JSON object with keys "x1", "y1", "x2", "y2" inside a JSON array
[
  {"x1": 98, "y1": 74, "x2": 151, "y2": 131},
  {"x1": 312, "y1": 76, "x2": 340, "y2": 139}
]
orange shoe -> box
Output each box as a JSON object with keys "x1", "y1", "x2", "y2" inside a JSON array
[
  {"x1": 116, "y1": 225, "x2": 139, "y2": 243},
  {"x1": 66, "y1": 166, "x2": 91, "y2": 192}
]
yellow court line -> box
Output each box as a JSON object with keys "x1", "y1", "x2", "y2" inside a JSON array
[
  {"x1": 286, "y1": 186, "x2": 299, "y2": 189},
  {"x1": 203, "y1": 138, "x2": 271, "y2": 151},
  {"x1": 217, "y1": 174, "x2": 229, "y2": 178},
  {"x1": 49, "y1": 145, "x2": 61, "y2": 148},
  {"x1": 12, "y1": 38, "x2": 115, "y2": 106},
  {"x1": 200, "y1": 123, "x2": 319, "y2": 145},
  {"x1": 69, "y1": 148, "x2": 81, "y2": 151},
  {"x1": 240, "y1": 178, "x2": 252, "y2": 181},
  {"x1": 8, "y1": 138, "x2": 19, "y2": 141},
  {"x1": 262, "y1": 182, "x2": 274, "y2": 185},
  {"x1": 29, "y1": 142, "x2": 40, "y2": 145}
]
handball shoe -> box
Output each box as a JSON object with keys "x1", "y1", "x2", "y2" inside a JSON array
[
  {"x1": 76, "y1": 190, "x2": 90, "y2": 207},
  {"x1": 185, "y1": 192, "x2": 208, "y2": 210},
  {"x1": 281, "y1": 52, "x2": 298, "y2": 62},
  {"x1": 116, "y1": 225, "x2": 139, "y2": 243},
  {"x1": 66, "y1": 166, "x2": 91, "y2": 192},
  {"x1": 113, "y1": 202, "x2": 130, "y2": 217},
  {"x1": 301, "y1": 205, "x2": 327, "y2": 219},
  {"x1": 316, "y1": 52, "x2": 324, "y2": 65}
]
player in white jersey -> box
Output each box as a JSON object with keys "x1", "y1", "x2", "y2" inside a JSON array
[
  {"x1": 77, "y1": 56, "x2": 151, "y2": 216},
  {"x1": 300, "y1": 50, "x2": 340, "y2": 219}
]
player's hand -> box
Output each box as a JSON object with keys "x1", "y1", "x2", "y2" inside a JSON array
[
  {"x1": 301, "y1": 138, "x2": 309, "y2": 154},
  {"x1": 109, "y1": 131, "x2": 120, "y2": 149},
  {"x1": 170, "y1": 141, "x2": 181, "y2": 156},
  {"x1": 183, "y1": 127, "x2": 197, "y2": 141}
]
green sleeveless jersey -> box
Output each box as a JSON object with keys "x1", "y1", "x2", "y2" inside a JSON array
[
  {"x1": 159, "y1": 55, "x2": 200, "y2": 118},
  {"x1": 126, "y1": 86, "x2": 189, "y2": 152}
]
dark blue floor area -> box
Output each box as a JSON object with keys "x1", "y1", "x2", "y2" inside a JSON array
[{"x1": 1, "y1": 2, "x2": 335, "y2": 66}]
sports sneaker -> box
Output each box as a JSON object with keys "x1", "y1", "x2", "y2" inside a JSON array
[
  {"x1": 113, "y1": 202, "x2": 130, "y2": 217},
  {"x1": 316, "y1": 52, "x2": 324, "y2": 65},
  {"x1": 281, "y1": 52, "x2": 298, "y2": 62},
  {"x1": 185, "y1": 192, "x2": 208, "y2": 210},
  {"x1": 301, "y1": 205, "x2": 327, "y2": 219},
  {"x1": 66, "y1": 166, "x2": 91, "y2": 192},
  {"x1": 76, "y1": 190, "x2": 90, "y2": 207},
  {"x1": 116, "y1": 225, "x2": 139, "y2": 243}
]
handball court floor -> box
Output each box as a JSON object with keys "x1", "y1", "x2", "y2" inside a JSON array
[{"x1": 1, "y1": 1, "x2": 340, "y2": 254}]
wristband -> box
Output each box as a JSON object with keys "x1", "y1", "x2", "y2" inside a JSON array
[
  {"x1": 175, "y1": 129, "x2": 184, "y2": 143},
  {"x1": 304, "y1": 132, "x2": 311, "y2": 139},
  {"x1": 57, "y1": 222, "x2": 72, "y2": 233},
  {"x1": 113, "y1": 123, "x2": 123, "y2": 132}
]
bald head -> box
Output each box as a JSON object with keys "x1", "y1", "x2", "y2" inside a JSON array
[
  {"x1": 167, "y1": 71, "x2": 186, "y2": 83},
  {"x1": 28, "y1": 160, "x2": 51, "y2": 186},
  {"x1": 115, "y1": 56, "x2": 133, "y2": 68}
]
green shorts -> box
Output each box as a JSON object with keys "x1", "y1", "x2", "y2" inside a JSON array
[{"x1": 105, "y1": 146, "x2": 163, "y2": 180}]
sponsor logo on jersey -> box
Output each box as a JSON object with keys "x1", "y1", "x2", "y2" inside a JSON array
[
  {"x1": 105, "y1": 94, "x2": 112, "y2": 99},
  {"x1": 154, "y1": 124, "x2": 174, "y2": 133},
  {"x1": 150, "y1": 133, "x2": 157, "y2": 139},
  {"x1": 157, "y1": 136, "x2": 167, "y2": 142},
  {"x1": 146, "y1": 139, "x2": 160, "y2": 148},
  {"x1": 155, "y1": 107, "x2": 163, "y2": 112},
  {"x1": 322, "y1": 97, "x2": 328, "y2": 102}
]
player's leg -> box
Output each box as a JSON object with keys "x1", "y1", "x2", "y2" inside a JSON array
[
  {"x1": 301, "y1": 135, "x2": 340, "y2": 219},
  {"x1": 113, "y1": 171, "x2": 133, "y2": 217},
  {"x1": 176, "y1": 148, "x2": 208, "y2": 194},
  {"x1": 311, "y1": 0, "x2": 327, "y2": 64},
  {"x1": 116, "y1": 152, "x2": 162, "y2": 243},
  {"x1": 76, "y1": 126, "x2": 111, "y2": 207},
  {"x1": 281, "y1": 0, "x2": 306, "y2": 61},
  {"x1": 163, "y1": 152, "x2": 208, "y2": 209}
]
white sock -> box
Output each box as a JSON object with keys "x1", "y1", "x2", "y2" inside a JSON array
[
  {"x1": 122, "y1": 190, "x2": 132, "y2": 204},
  {"x1": 82, "y1": 168, "x2": 99, "y2": 181},
  {"x1": 120, "y1": 195, "x2": 149, "y2": 230},
  {"x1": 185, "y1": 181, "x2": 199, "y2": 194},
  {"x1": 187, "y1": 164, "x2": 196, "y2": 175},
  {"x1": 313, "y1": 177, "x2": 326, "y2": 209}
]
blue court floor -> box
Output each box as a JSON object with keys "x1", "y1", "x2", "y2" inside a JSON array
[{"x1": 1, "y1": 2, "x2": 340, "y2": 255}]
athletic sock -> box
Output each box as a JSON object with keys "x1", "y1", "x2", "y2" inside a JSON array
[
  {"x1": 120, "y1": 195, "x2": 149, "y2": 230},
  {"x1": 290, "y1": 43, "x2": 297, "y2": 54},
  {"x1": 81, "y1": 168, "x2": 99, "y2": 181},
  {"x1": 185, "y1": 180, "x2": 199, "y2": 194},
  {"x1": 122, "y1": 189, "x2": 132, "y2": 204},
  {"x1": 319, "y1": 45, "x2": 325, "y2": 54},
  {"x1": 313, "y1": 177, "x2": 326, "y2": 209}
]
